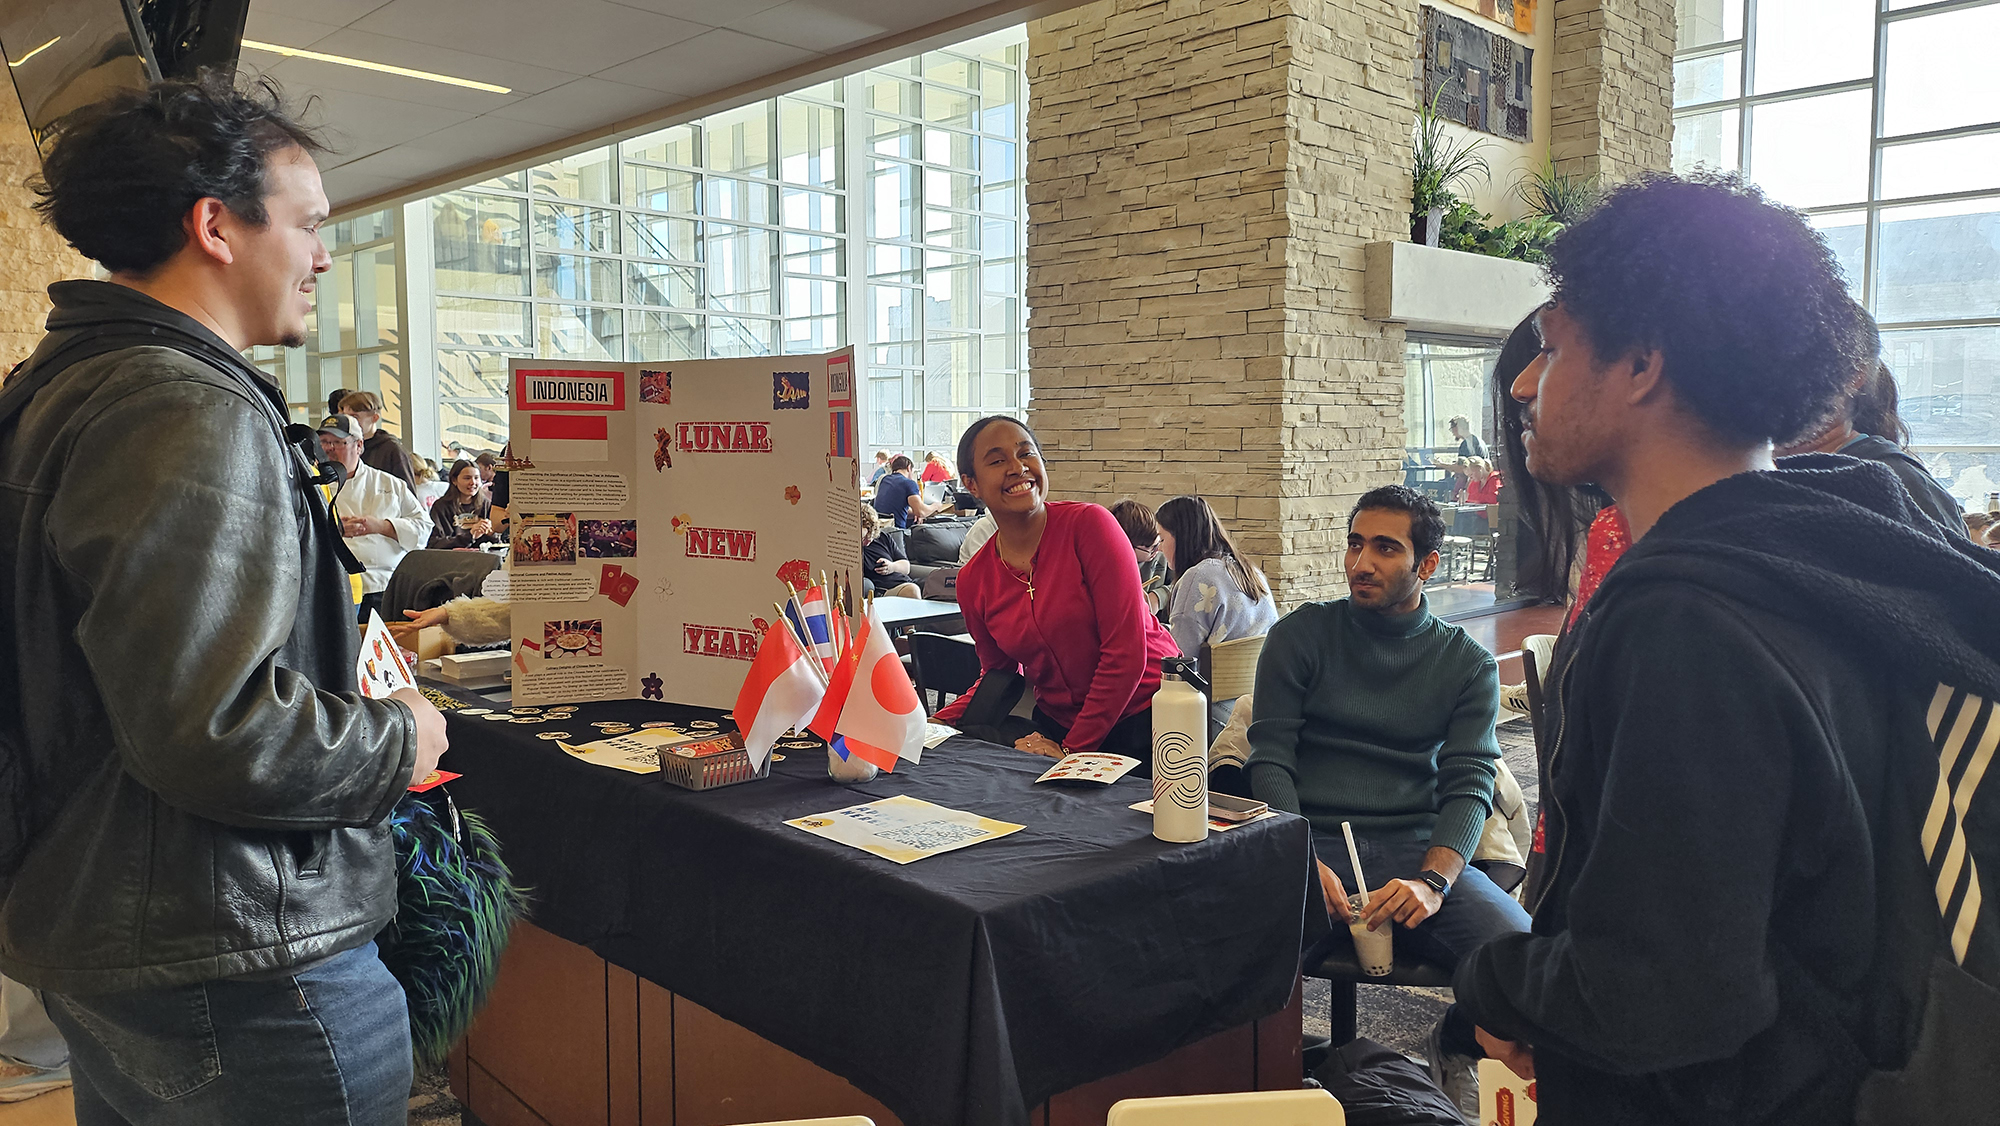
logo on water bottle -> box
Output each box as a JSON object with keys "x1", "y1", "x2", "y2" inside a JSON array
[{"x1": 1152, "y1": 731, "x2": 1205, "y2": 810}]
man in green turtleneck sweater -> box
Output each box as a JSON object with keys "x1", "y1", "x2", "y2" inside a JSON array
[{"x1": 1249, "y1": 484, "x2": 1528, "y2": 1089}]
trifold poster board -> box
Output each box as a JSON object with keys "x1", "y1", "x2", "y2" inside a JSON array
[{"x1": 506, "y1": 349, "x2": 862, "y2": 708}]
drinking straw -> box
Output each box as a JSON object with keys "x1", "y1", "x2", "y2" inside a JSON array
[{"x1": 1341, "y1": 820, "x2": 1368, "y2": 907}]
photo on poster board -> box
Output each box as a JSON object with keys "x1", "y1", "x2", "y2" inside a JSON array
[
  {"x1": 512, "y1": 513, "x2": 577, "y2": 567},
  {"x1": 542, "y1": 619, "x2": 603, "y2": 660},
  {"x1": 580, "y1": 519, "x2": 638, "y2": 558},
  {"x1": 639, "y1": 369, "x2": 671, "y2": 405}
]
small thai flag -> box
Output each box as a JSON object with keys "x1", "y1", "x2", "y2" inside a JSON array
[{"x1": 787, "y1": 585, "x2": 838, "y2": 674}]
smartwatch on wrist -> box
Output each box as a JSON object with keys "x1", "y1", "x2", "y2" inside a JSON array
[{"x1": 1418, "y1": 869, "x2": 1452, "y2": 898}]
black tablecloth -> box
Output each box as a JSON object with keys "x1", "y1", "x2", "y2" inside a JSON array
[{"x1": 435, "y1": 692, "x2": 1319, "y2": 1126}]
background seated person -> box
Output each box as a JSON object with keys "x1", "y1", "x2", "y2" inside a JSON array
[
  {"x1": 919, "y1": 450, "x2": 955, "y2": 486},
  {"x1": 933, "y1": 416, "x2": 1179, "y2": 766},
  {"x1": 1450, "y1": 415, "x2": 1487, "y2": 459},
  {"x1": 870, "y1": 455, "x2": 939, "y2": 529},
  {"x1": 1154, "y1": 494, "x2": 1276, "y2": 729},
  {"x1": 319, "y1": 414, "x2": 428, "y2": 624},
  {"x1": 427, "y1": 458, "x2": 497, "y2": 548},
  {"x1": 859, "y1": 501, "x2": 921, "y2": 598},
  {"x1": 1775, "y1": 344, "x2": 1962, "y2": 535},
  {"x1": 1108, "y1": 498, "x2": 1171, "y2": 611},
  {"x1": 1248, "y1": 484, "x2": 1527, "y2": 1089},
  {"x1": 1463, "y1": 457, "x2": 1502, "y2": 505},
  {"x1": 868, "y1": 450, "x2": 892, "y2": 485}
]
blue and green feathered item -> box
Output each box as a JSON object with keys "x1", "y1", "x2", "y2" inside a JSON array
[{"x1": 380, "y1": 790, "x2": 530, "y2": 1068}]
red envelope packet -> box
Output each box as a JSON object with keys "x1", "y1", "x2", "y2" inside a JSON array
[
  {"x1": 599, "y1": 563, "x2": 623, "y2": 595},
  {"x1": 408, "y1": 769, "x2": 462, "y2": 793}
]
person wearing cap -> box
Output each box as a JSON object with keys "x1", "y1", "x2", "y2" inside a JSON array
[
  {"x1": 337, "y1": 389, "x2": 417, "y2": 489},
  {"x1": 319, "y1": 413, "x2": 428, "y2": 623}
]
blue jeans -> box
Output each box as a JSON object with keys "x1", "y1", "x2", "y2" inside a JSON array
[
  {"x1": 1309, "y1": 831, "x2": 1531, "y2": 1057},
  {"x1": 45, "y1": 944, "x2": 410, "y2": 1126}
]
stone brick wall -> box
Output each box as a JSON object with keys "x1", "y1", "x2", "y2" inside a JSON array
[
  {"x1": 0, "y1": 88, "x2": 88, "y2": 369},
  {"x1": 1549, "y1": 0, "x2": 1675, "y2": 180},
  {"x1": 1026, "y1": 0, "x2": 1420, "y2": 608}
]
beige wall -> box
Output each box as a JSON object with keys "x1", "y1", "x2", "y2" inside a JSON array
[
  {"x1": 1025, "y1": 0, "x2": 1421, "y2": 607},
  {"x1": 0, "y1": 86, "x2": 89, "y2": 370},
  {"x1": 1550, "y1": 0, "x2": 1675, "y2": 180}
]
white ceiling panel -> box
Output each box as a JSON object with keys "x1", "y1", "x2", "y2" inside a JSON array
[
  {"x1": 724, "y1": 1, "x2": 891, "y2": 52},
  {"x1": 485, "y1": 77, "x2": 685, "y2": 130},
  {"x1": 593, "y1": 29, "x2": 817, "y2": 95},
  {"x1": 242, "y1": 11, "x2": 347, "y2": 50},
  {"x1": 253, "y1": 0, "x2": 1043, "y2": 212},
  {"x1": 349, "y1": 0, "x2": 704, "y2": 72}
]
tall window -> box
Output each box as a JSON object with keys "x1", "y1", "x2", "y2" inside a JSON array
[
  {"x1": 1673, "y1": 0, "x2": 2000, "y2": 507},
  {"x1": 421, "y1": 80, "x2": 847, "y2": 458},
  {"x1": 404, "y1": 26, "x2": 1028, "y2": 462},
  {"x1": 861, "y1": 35, "x2": 1026, "y2": 452},
  {"x1": 254, "y1": 209, "x2": 405, "y2": 432}
]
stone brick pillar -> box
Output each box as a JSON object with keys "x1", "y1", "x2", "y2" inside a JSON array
[
  {"x1": 0, "y1": 90, "x2": 89, "y2": 368},
  {"x1": 1025, "y1": 0, "x2": 1420, "y2": 607},
  {"x1": 1549, "y1": 0, "x2": 1675, "y2": 180}
]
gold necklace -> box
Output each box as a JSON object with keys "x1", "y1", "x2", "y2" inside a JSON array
[{"x1": 1005, "y1": 559, "x2": 1034, "y2": 601}]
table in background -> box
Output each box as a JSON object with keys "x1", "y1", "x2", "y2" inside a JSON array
[
  {"x1": 872, "y1": 594, "x2": 965, "y2": 634},
  {"x1": 434, "y1": 694, "x2": 1317, "y2": 1126}
]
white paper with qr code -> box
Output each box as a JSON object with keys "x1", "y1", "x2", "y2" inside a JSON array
[{"x1": 784, "y1": 794, "x2": 1025, "y2": 864}]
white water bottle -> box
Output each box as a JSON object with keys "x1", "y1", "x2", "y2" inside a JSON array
[{"x1": 1152, "y1": 658, "x2": 1210, "y2": 843}]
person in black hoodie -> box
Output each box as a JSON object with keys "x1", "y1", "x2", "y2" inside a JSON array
[
  {"x1": 1452, "y1": 171, "x2": 2000, "y2": 1125},
  {"x1": 0, "y1": 77, "x2": 447, "y2": 1123}
]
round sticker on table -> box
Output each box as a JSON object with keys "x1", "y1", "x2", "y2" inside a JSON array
[
  {"x1": 481, "y1": 713, "x2": 512, "y2": 721},
  {"x1": 640, "y1": 721, "x2": 676, "y2": 729},
  {"x1": 777, "y1": 739, "x2": 819, "y2": 750},
  {"x1": 537, "y1": 731, "x2": 571, "y2": 741},
  {"x1": 510, "y1": 707, "x2": 542, "y2": 714},
  {"x1": 601, "y1": 727, "x2": 634, "y2": 735},
  {"x1": 771, "y1": 753, "x2": 786, "y2": 762},
  {"x1": 690, "y1": 721, "x2": 719, "y2": 729},
  {"x1": 458, "y1": 708, "x2": 491, "y2": 716},
  {"x1": 511, "y1": 716, "x2": 545, "y2": 724},
  {"x1": 548, "y1": 708, "x2": 577, "y2": 715}
]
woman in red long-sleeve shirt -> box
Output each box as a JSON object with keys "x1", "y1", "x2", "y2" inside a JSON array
[{"x1": 932, "y1": 416, "x2": 1180, "y2": 767}]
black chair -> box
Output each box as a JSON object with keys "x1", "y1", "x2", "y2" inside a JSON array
[
  {"x1": 1308, "y1": 943, "x2": 1455, "y2": 1047},
  {"x1": 908, "y1": 631, "x2": 980, "y2": 715}
]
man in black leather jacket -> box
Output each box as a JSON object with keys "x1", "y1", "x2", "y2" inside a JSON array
[{"x1": 0, "y1": 78, "x2": 447, "y2": 1124}]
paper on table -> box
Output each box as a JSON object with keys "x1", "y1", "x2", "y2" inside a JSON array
[
  {"x1": 1035, "y1": 752, "x2": 1140, "y2": 785},
  {"x1": 557, "y1": 727, "x2": 706, "y2": 774},
  {"x1": 1128, "y1": 800, "x2": 1278, "y2": 832},
  {"x1": 357, "y1": 611, "x2": 415, "y2": 700},
  {"x1": 786, "y1": 794, "x2": 1024, "y2": 865},
  {"x1": 1479, "y1": 1059, "x2": 1539, "y2": 1125},
  {"x1": 923, "y1": 723, "x2": 959, "y2": 749}
]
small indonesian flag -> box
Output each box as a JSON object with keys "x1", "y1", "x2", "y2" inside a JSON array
[
  {"x1": 733, "y1": 619, "x2": 825, "y2": 770},
  {"x1": 529, "y1": 413, "x2": 608, "y2": 461},
  {"x1": 833, "y1": 605, "x2": 926, "y2": 772}
]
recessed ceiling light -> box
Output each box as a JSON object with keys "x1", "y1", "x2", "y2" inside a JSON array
[
  {"x1": 8, "y1": 37, "x2": 60, "y2": 67},
  {"x1": 240, "y1": 39, "x2": 512, "y2": 94}
]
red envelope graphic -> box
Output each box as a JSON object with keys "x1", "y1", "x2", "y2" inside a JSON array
[
  {"x1": 600, "y1": 563, "x2": 623, "y2": 595},
  {"x1": 609, "y1": 572, "x2": 640, "y2": 607}
]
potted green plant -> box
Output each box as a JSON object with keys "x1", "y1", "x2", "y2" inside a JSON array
[
  {"x1": 1411, "y1": 87, "x2": 1490, "y2": 246},
  {"x1": 1516, "y1": 159, "x2": 1602, "y2": 226}
]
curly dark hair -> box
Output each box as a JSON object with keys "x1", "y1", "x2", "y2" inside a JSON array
[
  {"x1": 33, "y1": 74, "x2": 325, "y2": 274},
  {"x1": 1350, "y1": 484, "x2": 1445, "y2": 561},
  {"x1": 1545, "y1": 171, "x2": 1872, "y2": 445}
]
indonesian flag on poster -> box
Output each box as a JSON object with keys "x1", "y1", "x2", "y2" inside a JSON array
[
  {"x1": 834, "y1": 607, "x2": 926, "y2": 771},
  {"x1": 733, "y1": 621, "x2": 824, "y2": 770},
  {"x1": 529, "y1": 413, "x2": 608, "y2": 461}
]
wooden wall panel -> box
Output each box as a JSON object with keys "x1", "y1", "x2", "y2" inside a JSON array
[
  {"x1": 1043, "y1": 1021, "x2": 1258, "y2": 1126},
  {"x1": 666, "y1": 996, "x2": 904, "y2": 1126},
  {"x1": 467, "y1": 923, "x2": 610, "y2": 1126},
  {"x1": 609, "y1": 964, "x2": 641, "y2": 1126},
  {"x1": 468, "y1": 1059, "x2": 560, "y2": 1126},
  {"x1": 638, "y1": 978, "x2": 675, "y2": 1125}
]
